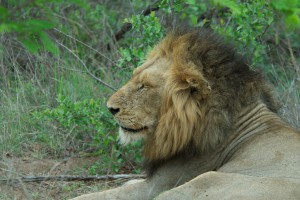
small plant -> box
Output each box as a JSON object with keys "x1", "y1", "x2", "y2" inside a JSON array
[
  {"x1": 34, "y1": 94, "x2": 143, "y2": 174},
  {"x1": 34, "y1": 95, "x2": 116, "y2": 147},
  {"x1": 117, "y1": 11, "x2": 165, "y2": 69},
  {"x1": 159, "y1": 0, "x2": 207, "y2": 26},
  {"x1": 211, "y1": 0, "x2": 275, "y2": 65}
]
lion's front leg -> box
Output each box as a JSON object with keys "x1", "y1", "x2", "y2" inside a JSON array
[
  {"x1": 70, "y1": 176, "x2": 175, "y2": 200},
  {"x1": 71, "y1": 154, "x2": 216, "y2": 200},
  {"x1": 71, "y1": 174, "x2": 180, "y2": 200}
]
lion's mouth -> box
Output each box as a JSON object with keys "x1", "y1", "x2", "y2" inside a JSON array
[{"x1": 121, "y1": 126, "x2": 147, "y2": 133}]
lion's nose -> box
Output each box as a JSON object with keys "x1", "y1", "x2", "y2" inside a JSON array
[{"x1": 108, "y1": 107, "x2": 120, "y2": 115}]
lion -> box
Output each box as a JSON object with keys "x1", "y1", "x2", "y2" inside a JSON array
[{"x1": 72, "y1": 29, "x2": 300, "y2": 200}]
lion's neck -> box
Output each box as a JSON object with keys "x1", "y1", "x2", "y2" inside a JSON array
[
  {"x1": 234, "y1": 103, "x2": 280, "y2": 135},
  {"x1": 144, "y1": 103, "x2": 285, "y2": 176},
  {"x1": 215, "y1": 103, "x2": 284, "y2": 168}
]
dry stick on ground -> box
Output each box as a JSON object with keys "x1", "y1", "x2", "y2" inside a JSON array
[{"x1": 0, "y1": 174, "x2": 146, "y2": 183}]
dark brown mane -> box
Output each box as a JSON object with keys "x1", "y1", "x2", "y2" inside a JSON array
[{"x1": 163, "y1": 29, "x2": 279, "y2": 113}]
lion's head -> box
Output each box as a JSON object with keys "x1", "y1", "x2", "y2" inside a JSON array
[{"x1": 107, "y1": 29, "x2": 279, "y2": 163}]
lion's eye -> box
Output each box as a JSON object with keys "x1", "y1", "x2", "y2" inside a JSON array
[
  {"x1": 139, "y1": 84, "x2": 145, "y2": 90},
  {"x1": 138, "y1": 84, "x2": 145, "y2": 91}
]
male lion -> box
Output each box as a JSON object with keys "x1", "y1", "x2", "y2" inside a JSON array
[{"x1": 72, "y1": 29, "x2": 300, "y2": 199}]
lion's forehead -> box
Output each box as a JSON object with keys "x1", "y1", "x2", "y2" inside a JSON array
[{"x1": 133, "y1": 58, "x2": 170, "y2": 85}]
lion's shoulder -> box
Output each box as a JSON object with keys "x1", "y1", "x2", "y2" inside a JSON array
[{"x1": 219, "y1": 126, "x2": 300, "y2": 177}]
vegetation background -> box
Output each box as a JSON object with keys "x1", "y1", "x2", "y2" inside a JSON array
[{"x1": 0, "y1": 0, "x2": 299, "y2": 199}]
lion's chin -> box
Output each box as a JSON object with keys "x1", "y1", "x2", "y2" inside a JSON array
[{"x1": 119, "y1": 127, "x2": 146, "y2": 145}]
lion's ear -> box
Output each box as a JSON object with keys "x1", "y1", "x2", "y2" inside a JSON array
[
  {"x1": 185, "y1": 75, "x2": 211, "y2": 99},
  {"x1": 172, "y1": 63, "x2": 211, "y2": 100},
  {"x1": 144, "y1": 64, "x2": 211, "y2": 161}
]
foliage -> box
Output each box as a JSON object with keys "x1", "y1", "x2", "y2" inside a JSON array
[
  {"x1": 33, "y1": 95, "x2": 143, "y2": 173},
  {"x1": 118, "y1": 12, "x2": 164, "y2": 69},
  {"x1": 159, "y1": 0, "x2": 207, "y2": 26},
  {"x1": 211, "y1": 0, "x2": 275, "y2": 65},
  {"x1": 0, "y1": 0, "x2": 119, "y2": 55},
  {"x1": 270, "y1": 0, "x2": 300, "y2": 30},
  {"x1": 0, "y1": 1, "x2": 62, "y2": 54},
  {"x1": 34, "y1": 95, "x2": 115, "y2": 140}
]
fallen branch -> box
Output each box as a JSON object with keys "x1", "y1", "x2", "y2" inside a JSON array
[{"x1": 0, "y1": 174, "x2": 146, "y2": 183}]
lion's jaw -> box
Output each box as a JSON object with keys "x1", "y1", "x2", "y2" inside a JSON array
[{"x1": 107, "y1": 57, "x2": 170, "y2": 144}]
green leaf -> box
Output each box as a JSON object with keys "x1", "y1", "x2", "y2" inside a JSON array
[
  {"x1": 23, "y1": 20, "x2": 55, "y2": 31},
  {"x1": 39, "y1": 31, "x2": 60, "y2": 55},
  {"x1": 186, "y1": 0, "x2": 196, "y2": 5},
  {"x1": 19, "y1": 36, "x2": 40, "y2": 54},
  {"x1": 191, "y1": 15, "x2": 198, "y2": 25},
  {"x1": 271, "y1": 0, "x2": 288, "y2": 10},
  {"x1": 213, "y1": 0, "x2": 241, "y2": 15},
  {"x1": 0, "y1": 21, "x2": 22, "y2": 33},
  {"x1": 285, "y1": 13, "x2": 300, "y2": 29},
  {"x1": 0, "y1": 6, "x2": 9, "y2": 20},
  {"x1": 271, "y1": 0, "x2": 298, "y2": 11}
]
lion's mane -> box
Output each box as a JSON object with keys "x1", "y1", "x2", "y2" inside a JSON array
[{"x1": 144, "y1": 29, "x2": 279, "y2": 172}]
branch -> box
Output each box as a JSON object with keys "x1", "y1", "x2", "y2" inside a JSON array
[
  {"x1": 54, "y1": 28, "x2": 117, "y2": 65},
  {"x1": 197, "y1": 7, "x2": 230, "y2": 27},
  {"x1": 111, "y1": 1, "x2": 160, "y2": 43},
  {"x1": 57, "y1": 42, "x2": 117, "y2": 91},
  {"x1": 1, "y1": 174, "x2": 146, "y2": 183}
]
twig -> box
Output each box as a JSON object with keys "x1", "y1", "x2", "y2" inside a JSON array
[
  {"x1": 53, "y1": 28, "x2": 116, "y2": 65},
  {"x1": 57, "y1": 42, "x2": 117, "y2": 91},
  {"x1": 224, "y1": 17, "x2": 232, "y2": 32},
  {"x1": 0, "y1": 174, "x2": 146, "y2": 183}
]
